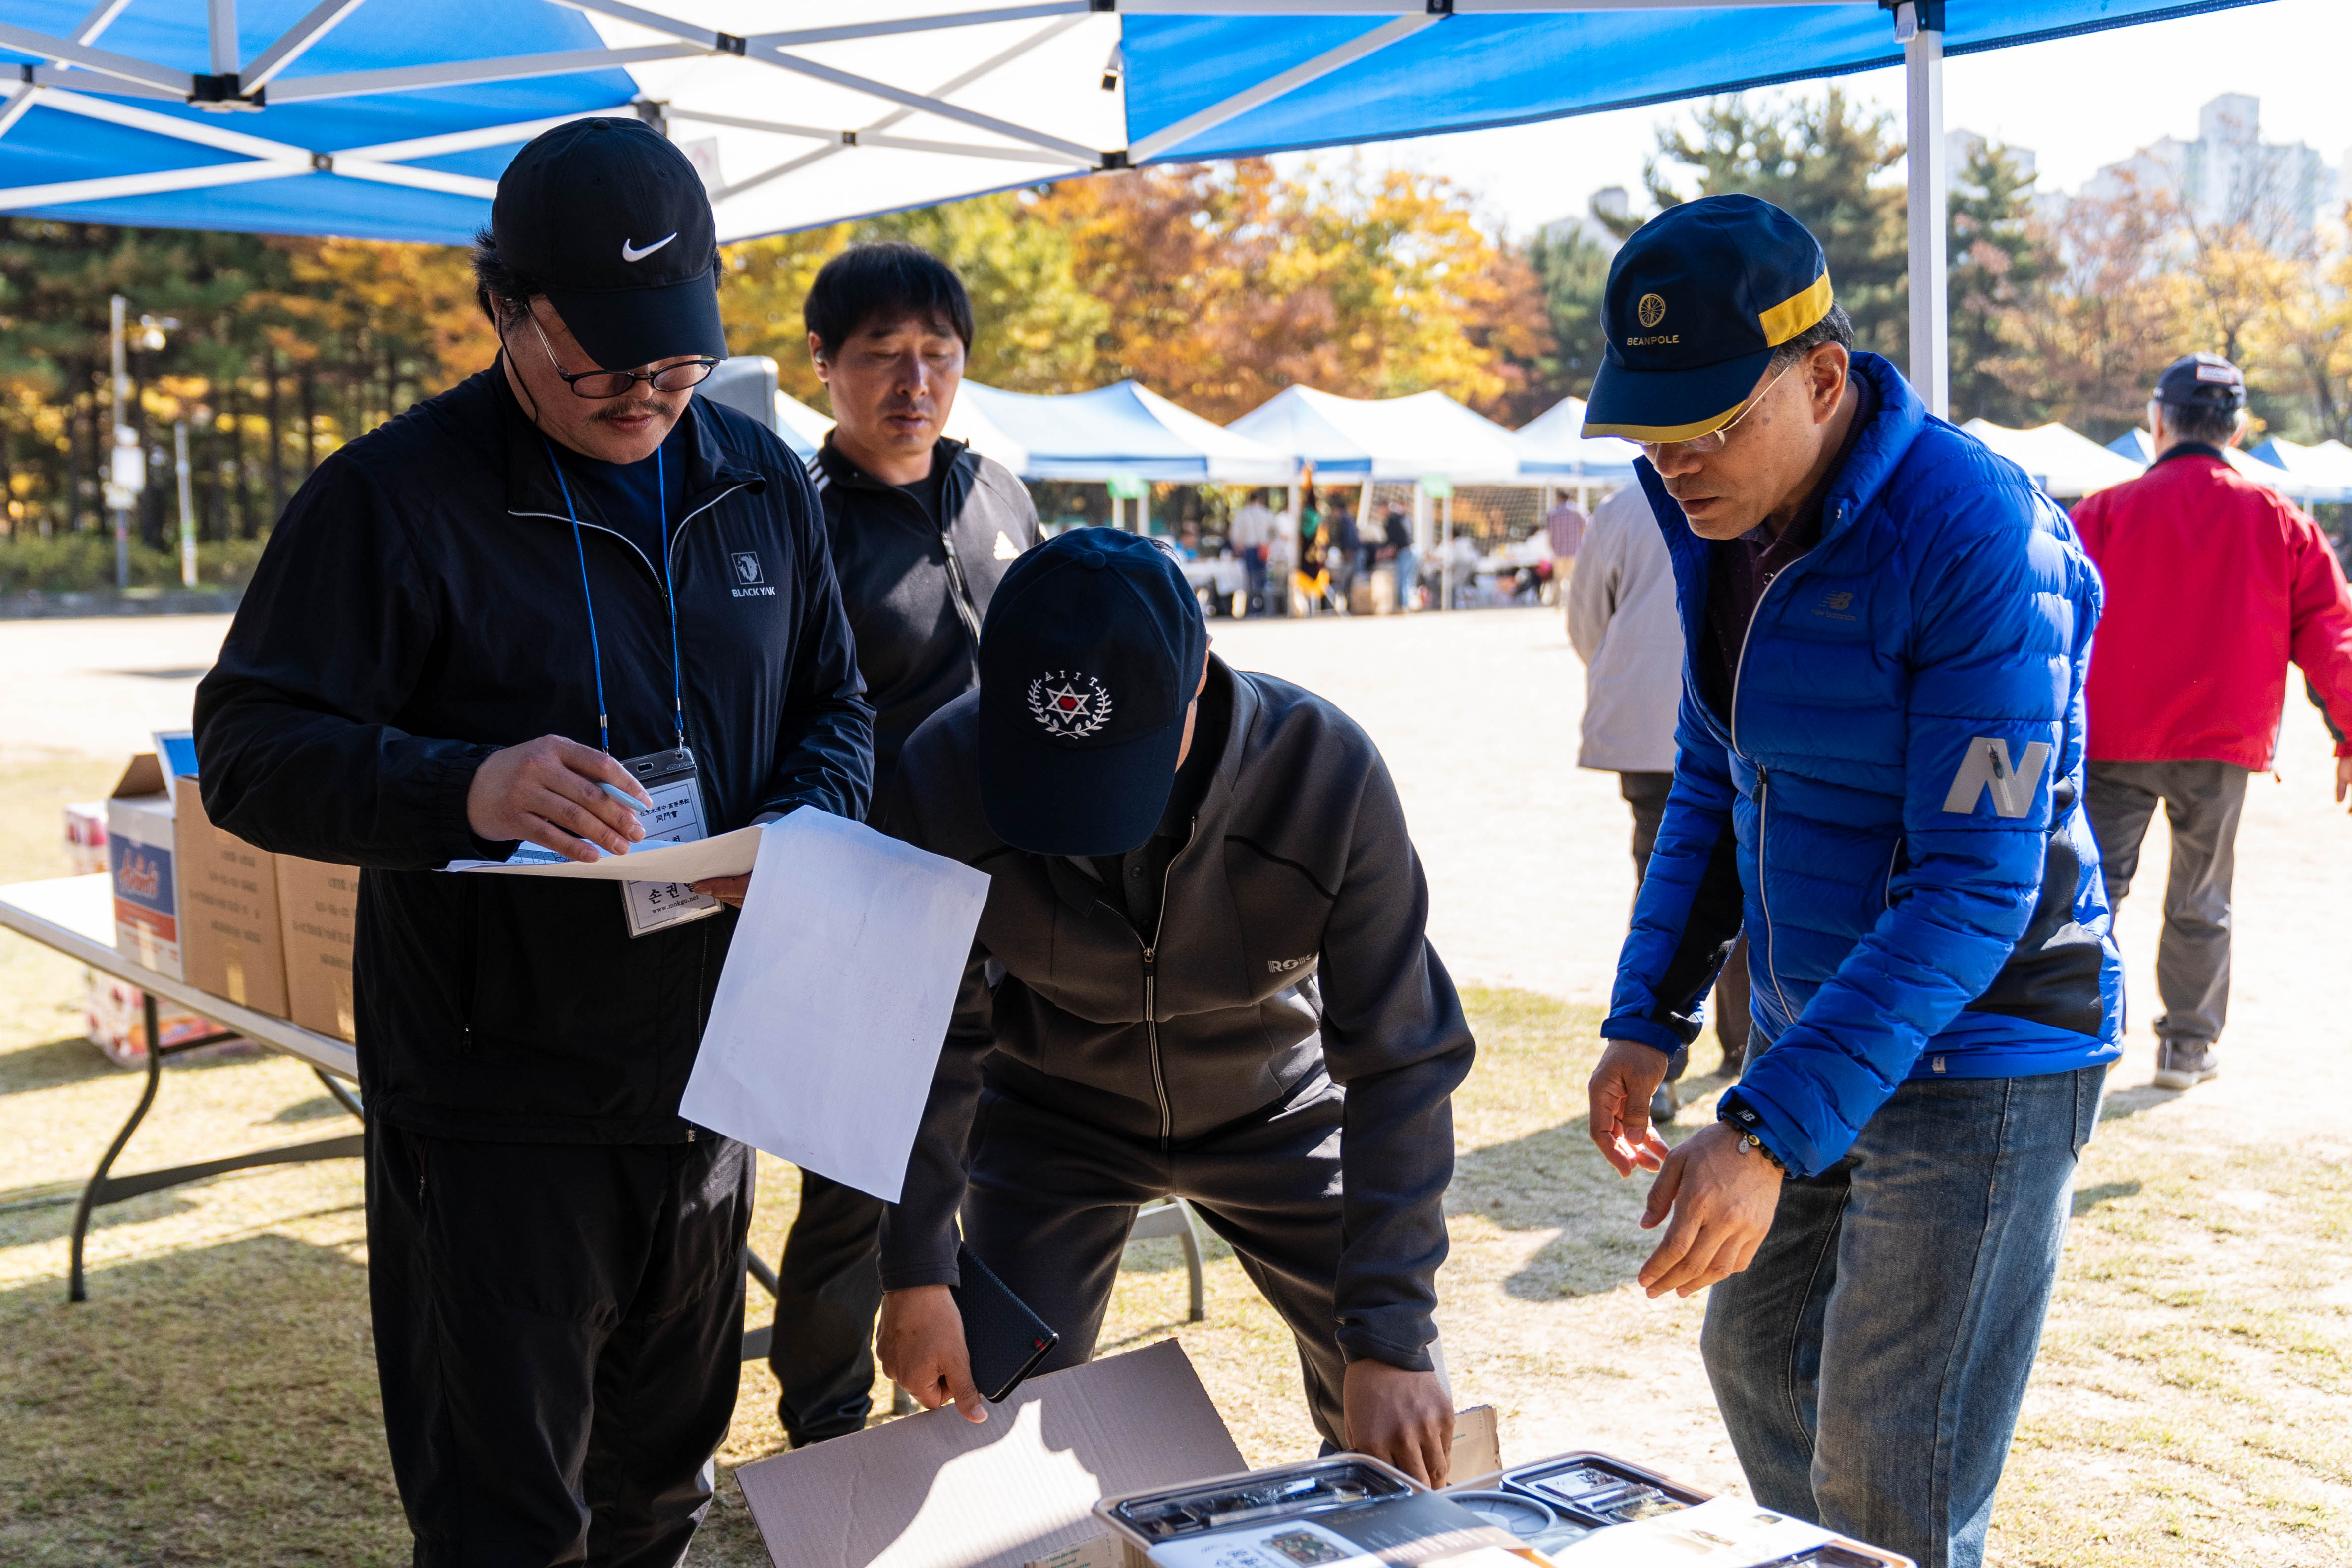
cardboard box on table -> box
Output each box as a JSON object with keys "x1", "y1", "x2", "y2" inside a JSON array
[
  {"x1": 171, "y1": 774, "x2": 289, "y2": 1018},
  {"x1": 275, "y1": 854, "x2": 359, "y2": 1042},
  {"x1": 106, "y1": 754, "x2": 181, "y2": 979}
]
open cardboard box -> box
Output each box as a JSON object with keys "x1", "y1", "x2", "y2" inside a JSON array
[
  {"x1": 738, "y1": 1340, "x2": 1494, "y2": 1568},
  {"x1": 734, "y1": 1342, "x2": 1906, "y2": 1568}
]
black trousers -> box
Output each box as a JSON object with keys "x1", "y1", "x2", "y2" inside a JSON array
[
  {"x1": 1622, "y1": 770, "x2": 1751, "y2": 1074},
  {"x1": 365, "y1": 1123, "x2": 754, "y2": 1568},
  {"x1": 961, "y1": 1078, "x2": 1354, "y2": 1448},
  {"x1": 766, "y1": 1170, "x2": 887, "y2": 1445}
]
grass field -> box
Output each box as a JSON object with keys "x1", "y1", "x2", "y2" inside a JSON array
[{"x1": 1, "y1": 757, "x2": 2347, "y2": 1566}]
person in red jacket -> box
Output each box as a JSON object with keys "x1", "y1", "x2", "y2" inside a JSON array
[{"x1": 2072, "y1": 352, "x2": 2352, "y2": 1092}]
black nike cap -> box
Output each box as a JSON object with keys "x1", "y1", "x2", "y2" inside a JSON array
[
  {"x1": 976, "y1": 528, "x2": 1209, "y2": 858},
  {"x1": 492, "y1": 117, "x2": 728, "y2": 374}
]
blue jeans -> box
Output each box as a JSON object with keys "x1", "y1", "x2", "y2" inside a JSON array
[
  {"x1": 1391, "y1": 548, "x2": 1417, "y2": 609},
  {"x1": 1701, "y1": 1064, "x2": 2106, "y2": 1568}
]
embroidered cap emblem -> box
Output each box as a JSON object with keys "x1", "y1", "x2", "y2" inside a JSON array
[
  {"x1": 1637, "y1": 292, "x2": 1667, "y2": 329},
  {"x1": 1027, "y1": 671, "x2": 1113, "y2": 738}
]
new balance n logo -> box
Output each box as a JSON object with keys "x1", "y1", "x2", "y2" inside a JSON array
[{"x1": 1941, "y1": 736, "x2": 2052, "y2": 818}]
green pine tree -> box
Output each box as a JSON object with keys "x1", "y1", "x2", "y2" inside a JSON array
[
  {"x1": 1525, "y1": 223, "x2": 1613, "y2": 402},
  {"x1": 1644, "y1": 89, "x2": 1910, "y2": 369},
  {"x1": 1947, "y1": 140, "x2": 2051, "y2": 426}
]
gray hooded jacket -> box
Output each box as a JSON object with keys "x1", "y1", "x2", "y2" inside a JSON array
[{"x1": 877, "y1": 658, "x2": 1474, "y2": 1369}]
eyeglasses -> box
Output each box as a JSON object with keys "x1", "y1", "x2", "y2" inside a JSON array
[
  {"x1": 1639, "y1": 361, "x2": 1796, "y2": 459},
  {"x1": 530, "y1": 314, "x2": 717, "y2": 400}
]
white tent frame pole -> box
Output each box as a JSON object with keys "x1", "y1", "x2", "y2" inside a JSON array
[
  {"x1": 0, "y1": 0, "x2": 133, "y2": 143},
  {"x1": 265, "y1": 43, "x2": 700, "y2": 102},
  {"x1": 207, "y1": 0, "x2": 239, "y2": 76},
  {"x1": 241, "y1": 0, "x2": 372, "y2": 91},
  {"x1": 0, "y1": 20, "x2": 190, "y2": 94},
  {"x1": 711, "y1": 13, "x2": 1092, "y2": 203},
  {"x1": 665, "y1": 107, "x2": 1079, "y2": 167},
  {"x1": 1130, "y1": 12, "x2": 1437, "y2": 162},
  {"x1": 1898, "y1": 1, "x2": 1949, "y2": 417}
]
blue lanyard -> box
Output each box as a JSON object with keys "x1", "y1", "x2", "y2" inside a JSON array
[{"x1": 543, "y1": 437, "x2": 687, "y2": 756}]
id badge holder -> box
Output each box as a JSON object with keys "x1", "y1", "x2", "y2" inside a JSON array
[{"x1": 616, "y1": 746, "x2": 725, "y2": 939}]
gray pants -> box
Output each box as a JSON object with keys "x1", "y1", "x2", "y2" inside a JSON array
[
  {"x1": 2084, "y1": 759, "x2": 2251, "y2": 1048},
  {"x1": 961, "y1": 1078, "x2": 1353, "y2": 1447}
]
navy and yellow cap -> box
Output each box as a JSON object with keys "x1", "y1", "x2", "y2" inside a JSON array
[{"x1": 1581, "y1": 194, "x2": 1834, "y2": 444}]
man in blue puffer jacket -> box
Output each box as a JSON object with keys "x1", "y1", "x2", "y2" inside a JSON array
[{"x1": 1580, "y1": 196, "x2": 2122, "y2": 1568}]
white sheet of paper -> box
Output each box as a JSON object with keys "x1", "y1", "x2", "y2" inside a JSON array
[
  {"x1": 678, "y1": 809, "x2": 989, "y2": 1203},
  {"x1": 442, "y1": 825, "x2": 763, "y2": 883}
]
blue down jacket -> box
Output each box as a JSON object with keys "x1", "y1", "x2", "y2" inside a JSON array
[{"x1": 1600, "y1": 354, "x2": 2123, "y2": 1177}]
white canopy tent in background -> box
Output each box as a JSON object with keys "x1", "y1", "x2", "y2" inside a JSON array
[
  {"x1": 1511, "y1": 396, "x2": 1641, "y2": 509},
  {"x1": 1962, "y1": 420, "x2": 2146, "y2": 498},
  {"x1": 935, "y1": 379, "x2": 1295, "y2": 529},
  {"x1": 1228, "y1": 386, "x2": 1527, "y2": 487},
  {"x1": 2249, "y1": 436, "x2": 2352, "y2": 504},
  {"x1": 2106, "y1": 428, "x2": 2331, "y2": 504},
  {"x1": 0, "y1": 0, "x2": 2278, "y2": 437}
]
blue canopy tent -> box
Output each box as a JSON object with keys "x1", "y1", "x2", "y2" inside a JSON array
[{"x1": 0, "y1": 0, "x2": 2277, "y2": 420}]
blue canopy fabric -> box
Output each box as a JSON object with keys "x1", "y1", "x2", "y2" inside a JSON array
[{"x1": 0, "y1": 1, "x2": 2278, "y2": 245}]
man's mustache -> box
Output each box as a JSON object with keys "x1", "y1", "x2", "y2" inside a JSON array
[{"x1": 594, "y1": 398, "x2": 678, "y2": 423}]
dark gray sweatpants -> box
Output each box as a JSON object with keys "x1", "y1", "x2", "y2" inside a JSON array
[
  {"x1": 2084, "y1": 759, "x2": 2251, "y2": 1048},
  {"x1": 959, "y1": 1078, "x2": 1353, "y2": 1447}
]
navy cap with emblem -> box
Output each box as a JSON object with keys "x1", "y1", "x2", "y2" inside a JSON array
[
  {"x1": 1581, "y1": 194, "x2": 1834, "y2": 444},
  {"x1": 492, "y1": 117, "x2": 728, "y2": 375},
  {"x1": 975, "y1": 527, "x2": 1210, "y2": 858},
  {"x1": 2155, "y1": 351, "x2": 2246, "y2": 411}
]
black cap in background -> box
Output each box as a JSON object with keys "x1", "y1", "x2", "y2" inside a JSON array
[
  {"x1": 976, "y1": 528, "x2": 1210, "y2": 857},
  {"x1": 2155, "y1": 351, "x2": 2246, "y2": 411},
  {"x1": 492, "y1": 117, "x2": 728, "y2": 373}
]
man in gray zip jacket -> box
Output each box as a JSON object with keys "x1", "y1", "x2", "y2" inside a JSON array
[{"x1": 874, "y1": 527, "x2": 1474, "y2": 1484}]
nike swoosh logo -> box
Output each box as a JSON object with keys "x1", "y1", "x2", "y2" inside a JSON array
[{"x1": 621, "y1": 232, "x2": 677, "y2": 263}]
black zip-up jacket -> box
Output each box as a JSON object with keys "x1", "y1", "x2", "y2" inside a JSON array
[
  {"x1": 193, "y1": 365, "x2": 872, "y2": 1143},
  {"x1": 877, "y1": 659, "x2": 1474, "y2": 1369},
  {"x1": 811, "y1": 434, "x2": 1039, "y2": 805}
]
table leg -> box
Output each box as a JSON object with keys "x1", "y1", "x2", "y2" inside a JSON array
[
  {"x1": 67, "y1": 996, "x2": 365, "y2": 1302},
  {"x1": 68, "y1": 993, "x2": 166, "y2": 1303},
  {"x1": 313, "y1": 1067, "x2": 364, "y2": 1123}
]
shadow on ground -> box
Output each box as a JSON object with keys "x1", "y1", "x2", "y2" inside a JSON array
[
  {"x1": 0, "y1": 1230, "x2": 408, "y2": 1567},
  {"x1": 1447, "y1": 1064, "x2": 1745, "y2": 1302}
]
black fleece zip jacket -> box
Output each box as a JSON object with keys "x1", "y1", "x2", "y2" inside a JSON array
[
  {"x1": 192, "y1": 364, "x2": 872, "y2": 1143},
  {"x1": 810, "y1": 434, "x2": 1040, "y2": 806},
  {"x1": 877, "y1": 659, "x2": 1474, "y2": 1369}
]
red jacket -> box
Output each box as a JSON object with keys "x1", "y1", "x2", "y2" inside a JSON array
[{"x1": 2072, "y1": 447, "x2": 2352, "y2": 767}]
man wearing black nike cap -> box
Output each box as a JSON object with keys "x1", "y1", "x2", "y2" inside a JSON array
[
  {"x1": 871, "y1": 527, "x2": 1475, "y2": 1484},
  {"x1": 195, "y1": 118, "x2": 870, "y2": 1566}
]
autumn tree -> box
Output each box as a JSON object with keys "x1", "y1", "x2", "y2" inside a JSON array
[{"x1": 1985, "y1": 172, "x2": 2196, "y2": 443}]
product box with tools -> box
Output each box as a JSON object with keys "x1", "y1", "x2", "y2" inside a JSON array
[
  {"x1": 172, "y1": 773, "x2": 290, "y2": 1018},
  {"x1": 275, "y1": 854, "x2": 359, "y2": 1042},
  {"x1": 730, "y1": 1340, "x2": 1912, "y2": 1568}
]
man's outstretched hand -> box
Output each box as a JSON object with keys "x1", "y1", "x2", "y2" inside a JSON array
[
  {"x1": 1634, "y1": 1122, "x2": 1782, "y2": 1299},
  {"x1": 1587, "y1": 1038, "x2": 1674, "y2": 1176},
  {"x1": 466, "y1": 735, "x2": 648, "y2": 863},
  {"x1": 1342, "y1": 1361, "x2": 1454, "y2": 1487},
  {"x1": 876, "y1": 1284, "x2": 987, "y2": 1424},
  {"x1": 2335, "y1": 754, "x2": 2350, "y2": 812}
]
